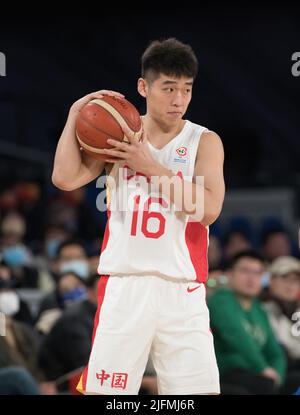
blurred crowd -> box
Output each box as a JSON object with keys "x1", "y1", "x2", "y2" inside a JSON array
[{"x1": 0, "y1": 180, "x2": 299, "y2": 395}]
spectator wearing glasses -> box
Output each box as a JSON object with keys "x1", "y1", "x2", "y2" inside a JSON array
[{"x1": 208, "y1": 251, "x2": 286, "y2": 394}]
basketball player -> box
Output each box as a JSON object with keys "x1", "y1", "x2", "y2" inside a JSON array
[{"x1": 52, "y1": 38, "x2": 225, "y2": 395}]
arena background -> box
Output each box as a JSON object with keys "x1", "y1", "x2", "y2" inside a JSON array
[{"x1": 0, "y1": 5, "x2": 300, "y2": 396}]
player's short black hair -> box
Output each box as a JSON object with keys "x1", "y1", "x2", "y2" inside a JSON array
[
  {"x1": 229, "y1": 250, "x2": 265, "y2": 269},
  {"x1": 141, "y1": 38, "x2": 198, "y2": 82}
]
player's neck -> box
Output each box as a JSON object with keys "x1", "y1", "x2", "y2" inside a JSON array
[{"x1": 142, "y1": 114, "x2": 185, "y2": 148}]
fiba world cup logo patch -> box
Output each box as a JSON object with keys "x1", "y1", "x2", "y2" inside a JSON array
[
  {"x1": 173, "y1": 146, "x2": 188, "y2": 164},
  {"x1": 176, "y1": 146, "x2": 187, "y2": 157}
]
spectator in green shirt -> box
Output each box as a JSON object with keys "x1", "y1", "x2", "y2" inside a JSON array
[{"x1": 208, "y1": 251, "x2": 286, "y2": 394}]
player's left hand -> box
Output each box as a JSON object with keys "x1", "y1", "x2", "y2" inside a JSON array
[{"x1": 99, "y1": 124, "x2": 157, "y2": 175}]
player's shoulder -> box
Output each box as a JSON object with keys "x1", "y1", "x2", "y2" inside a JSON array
[
  {"x1": 197, "y1": 129, "x2": 224, "y2": 157},
  {"x1": 187, "y1": 120, "x2": 222, "y2": 146},
  {"x1": 201, "y1": 129, "x2": 223, "y2": 145}
]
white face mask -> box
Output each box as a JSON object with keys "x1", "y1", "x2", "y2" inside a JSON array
[
  {"x1": 0, "y1": 291, "x2": 20, "y2": 316},
  {"x1": 60, "y1": 259, "x2": 90, "y2": 279}
]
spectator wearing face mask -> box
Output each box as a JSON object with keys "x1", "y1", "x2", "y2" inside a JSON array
[
  {"x1": 38, "y1": 274, "x2": 161, "y2": 395},
  {"x1": 36, "y1": 239, "x2": 90, "y2": 323},
  {"x1": 38, "y1": 273, "x2": 98, "y2": 385},
  {"x1": 0, "y1": 212, "x2": 39, "y2": 288},
  {"x1": 0, "y1": 282, "x2": 56, "y2": 394},
  {"x1": 0, "y1": 260, "x2": 33, "y2": 326},
  {"x1": 35, "y1": 271, "x2": 88, "y2": 336}
]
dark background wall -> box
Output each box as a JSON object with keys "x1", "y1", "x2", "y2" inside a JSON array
[{"x1": 0, "y1": 6, "x2": 300, "y2": 189}]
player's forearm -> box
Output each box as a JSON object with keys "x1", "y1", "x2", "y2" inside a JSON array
[
  {"x1": 52, "y1": 111, "x2": 83, "y2": 190},
  {"x1": 145, "y1": 161, "x2": 220, "y2": 225}
]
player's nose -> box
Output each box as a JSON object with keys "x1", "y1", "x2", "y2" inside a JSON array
[{"x1": 171, "y1": 92, "x2": 185, "y2": 107}]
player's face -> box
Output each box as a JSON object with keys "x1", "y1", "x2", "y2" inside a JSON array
[
  {"x1": 144, "y1": 74, "x2": 193, "y2": 126},
  {"x1": 229, "y1": 258, "x2": 265, "y2": 298}
]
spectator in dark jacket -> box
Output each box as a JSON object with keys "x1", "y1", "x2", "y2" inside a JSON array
[
  {"x1": 0, "y1": 259, "x2": 34, "y2": 326},
  {"x1": 35, "y1": 271, "x2": 89, "y2": 336},
  {"x1": 38, "y1": 273, "x2": 98, "y2": 382},
  {"x1": 0, "y1": 283, "x2": 56, "y2": 394}
]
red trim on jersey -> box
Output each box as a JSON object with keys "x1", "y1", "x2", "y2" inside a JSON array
[
  {"x1": 185, "y1": 222, "x2": 208, "y2": 283},
  {"x1": 100, "y1": 207, "x2": 111, "y2": 254},
  {"x1": 82, "y1": 275, "x2": 110, "y2": 391}
]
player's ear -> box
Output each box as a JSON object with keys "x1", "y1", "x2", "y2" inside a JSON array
[{"x1": 137, "y1": 78, "x2": 148, "y2": 98}]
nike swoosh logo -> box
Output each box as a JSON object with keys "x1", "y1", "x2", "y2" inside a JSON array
[{"x1": 187, "y1": 285, "x2": 201, "y2": 293}]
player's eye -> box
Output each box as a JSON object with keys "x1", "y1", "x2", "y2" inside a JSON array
[{"x1": 163, "y1": 88, "x2": 173, "y2": 93}]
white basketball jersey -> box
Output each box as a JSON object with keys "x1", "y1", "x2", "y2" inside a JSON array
[{"x1": 98, "y1": 119, "x2": 210, "y2": 283}]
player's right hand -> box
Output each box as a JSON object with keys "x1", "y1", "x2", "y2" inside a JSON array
[{"x1": 70, "y1": 90, "x2": 125, "y2": 115}]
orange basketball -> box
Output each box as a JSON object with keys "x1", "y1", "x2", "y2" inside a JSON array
[{"x1": 75, "y1": 96, "x2": 142, "y2": 160}]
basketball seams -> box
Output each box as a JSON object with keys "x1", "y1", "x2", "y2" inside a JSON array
[
  {"x1": 77, "y1": 133, "x2": 114, "y2": 155},
  {"x1": 96, "y1": 98, "x2": 141, "y2": 132},
  {"x1": 76, "y1": 97, "x2": 142, "y2": 157},
  {"x1": 91, "y1": 99, "x2": 142, "y2": 138}
]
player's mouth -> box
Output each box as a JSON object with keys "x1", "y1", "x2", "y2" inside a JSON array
[{"x1": 167, "y1": 111, "x2": 182, "y2": 117}]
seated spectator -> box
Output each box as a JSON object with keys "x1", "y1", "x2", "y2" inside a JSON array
[
  {"x1": 222, "y1": 230, "x2": 252, "y2": 268},
  {"x1": 0, "y1": 212, "x2": 39, "y2": 288},
  {"x1": 261, "y1": 228, "x2": 291, "y2": 263},
  {"x1": 262, "y1": 256, "x2": 300, "y2": 394},
  {"x1": 36, "y1": 239, "x2": 91, "y2": 323},
  {"x1": 208, "y1": 251, "x2": 286, "y2": 394},
  {"x1": 38, "y1": 273, "x2": 99, "y2": 383},
  {"x1": 38, "y1": 273, "x2": 156, "y2": 395},
  {"x1": 208, "y1": 235, "x2": 223, "y2": 270},
  {"x1": 0, "y1": 259, "x2": 33, "y2": 326},
  {"x1": 35, "y1": 271, "x2": 88, "y2": 335},
  {"x1": 0, "y1": 283, "x2": 56, "y2": 394}
]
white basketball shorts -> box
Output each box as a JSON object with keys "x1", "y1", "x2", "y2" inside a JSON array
[{"x1": 77, "y1": 274, "x2": 220, "y2": 395}]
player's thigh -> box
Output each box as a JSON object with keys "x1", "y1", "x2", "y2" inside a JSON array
[
  {"x1": 83, "y1": 275, "x2": 157, "y2": 394},
  {"x1": 151, "y1": 282, "x2": 220, "y2": 395}
]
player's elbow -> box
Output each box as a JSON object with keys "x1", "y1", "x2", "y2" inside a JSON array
[
  {"x1": 197, "y1": 206, "x2": 222, "y2": 227},
  {"x1": 51, "y1": 171, "x2": 77, "y2": 191},
  {"x1": 203, "y1": 211, "x2": 221, "y2": 226},
  {"x1": 207, "y1": 204, "x2": 224, "y2": 225}
]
